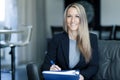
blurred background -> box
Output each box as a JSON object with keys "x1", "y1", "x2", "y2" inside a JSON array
[{"x1": 0, "y1": 0, "x2": 120, "y2": 80}]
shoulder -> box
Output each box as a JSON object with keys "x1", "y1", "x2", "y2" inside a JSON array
[
  {"x1": 52, "y1": 31, "x2": 68, "y2": 40},
  {"x1": 48, "y1": 32, "x2": 69, "y2": 47},
  {"x1": 89, "y1": 32, "x2": 98, "y2": 40},
  {"x1": 89, "y1": 32, "x2": 99, "y2": 49},
  {"x1": 89, "y1": 32, "x2": 98, "y2": 45},
  {"x1": 49, "y1": 31, "x2": 68, "y2": 44}
]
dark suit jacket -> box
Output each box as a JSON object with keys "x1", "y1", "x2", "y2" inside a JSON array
[{"x1": 41, "y1": 32, "x2": 99, "y2": 80}]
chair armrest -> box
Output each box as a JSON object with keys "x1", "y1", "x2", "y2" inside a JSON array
[{"x1": 26, "y1": 63, "x2": 42, "y2": 80}]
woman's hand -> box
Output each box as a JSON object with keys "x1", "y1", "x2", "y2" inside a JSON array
[
  {"x1": 79, "y1": 74, "x2": 84, "y2": 80},
  {"x1": 50, "y1": 64, "x2": 61, "y2": 71}
]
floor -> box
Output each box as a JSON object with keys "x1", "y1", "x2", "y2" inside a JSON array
[{"x1": 1, "y1": 65, "x2": 28, "y2": 80}]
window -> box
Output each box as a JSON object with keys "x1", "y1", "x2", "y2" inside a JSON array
[{"x1": 0, "y1": 0, "x2": 5, "y2": 21}]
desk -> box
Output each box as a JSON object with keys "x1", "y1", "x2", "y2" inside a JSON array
[
  {"x1": 0, "y1": 44, "x2": 8, "y2": 80},
  {"x1": 0, "y1": 29, "x2": 23, "y2": 80},
  {"x1": 0, "y1": 44, "x2": 15, "y2": 80},
  {"x1": 0, "y1": 26, "x2": 32, "y2": 80}
]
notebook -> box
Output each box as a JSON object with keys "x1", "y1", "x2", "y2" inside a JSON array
[{"x1": 42, "y1": 70, "x2": 80, "y2": 80}]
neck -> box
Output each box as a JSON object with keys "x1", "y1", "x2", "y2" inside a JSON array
[{"x1": 68, "y1": 30, "x2": 77, "y2": 40}]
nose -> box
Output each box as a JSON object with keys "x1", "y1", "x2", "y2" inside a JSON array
[{"x1": 71, "y1": 17, "x2": 75, "y2": 23}]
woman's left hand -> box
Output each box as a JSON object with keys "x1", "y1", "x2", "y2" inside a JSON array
[
  {"x1": 50, "y1": 64, "x2": 61, "y2": 71},
  {"x1": 79, "y1": 74, "x2": 84, "y2": 80}
]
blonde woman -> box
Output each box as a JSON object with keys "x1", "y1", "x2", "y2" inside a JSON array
[{"x1": 41, "y1": 3, "x2": 99, "y2": 80}]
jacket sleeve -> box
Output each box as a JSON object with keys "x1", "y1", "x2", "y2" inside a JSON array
[
  {"x1": 80, "y1": 33, "x2": 99, "y2": 80},
  {"x1": 41, "y1": 35, "x2": 59, "y2": 71}
]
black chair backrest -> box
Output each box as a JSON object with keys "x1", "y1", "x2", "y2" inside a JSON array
[
  {"x1": 26, "y1": 63, "x2": 40, "y2": 80},
  {"x1": 114, "y1": 25, "x2": 120, "y2": 40},
  {"x1": 99, "y1": 25, "x2": 113, "y2": 40},
  {"x1": 51, "y1": 26, "x2": 63, "y2": 37}
]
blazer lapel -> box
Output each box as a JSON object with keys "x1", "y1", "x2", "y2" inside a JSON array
[{"x1": 61, "y1": 34, "x2": 69, "y2": 68}]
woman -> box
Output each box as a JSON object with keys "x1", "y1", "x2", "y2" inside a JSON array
[{"x1": 41, "y1": 3, "x2": 99, "y2": 80}]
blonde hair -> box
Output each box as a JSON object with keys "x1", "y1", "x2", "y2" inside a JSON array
[{"x1": 63, "y1": 3, "x2": 92, "y2": 63}]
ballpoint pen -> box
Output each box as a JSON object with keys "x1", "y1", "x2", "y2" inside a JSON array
[
  {"x1": 50, "y1": 60, "x2": 55, "y2": 65},
  {"x1": 46, "y1": 54, "x2": 55, "y2": 65},
  {"x1": 50, "y1": 60, "x2": 61, "y2": 71}
]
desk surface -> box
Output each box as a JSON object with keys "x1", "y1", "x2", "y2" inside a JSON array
[
  {"x1": 0, "y1": 30, "x2": 23, "y2": 33},
  {"x1": 0, "y1": 29, "x2": 29, "y2": 47},
  {"x1": 0, "y1": 44, "x2": 9, "y2": 48}
]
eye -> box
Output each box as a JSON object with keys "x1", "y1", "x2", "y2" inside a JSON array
[
  {"x1": 67, "y1": 15, "x2": 71, "y2": 17},
  {"x1": 76, "y1": 15, "x2": 80, "y2": 18}
]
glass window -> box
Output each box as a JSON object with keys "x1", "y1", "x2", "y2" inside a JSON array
[{"x1": 0, "y1": 0, "x2": 5, "y2": 21}]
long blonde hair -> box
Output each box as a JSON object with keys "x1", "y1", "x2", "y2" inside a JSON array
[{"x1": 63, "y1": 3, "x2": 92, "y2": 63}]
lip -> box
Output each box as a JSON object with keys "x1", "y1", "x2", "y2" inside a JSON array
[{"x1": 71, "y1": 24, "x2": 76, "y2": 26}]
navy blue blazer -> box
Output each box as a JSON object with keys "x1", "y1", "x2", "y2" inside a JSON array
[{"x1": 41, "y1": 32, "x2": 99, "y2": 80}]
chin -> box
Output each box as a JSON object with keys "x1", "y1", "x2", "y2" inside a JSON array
[{"x1": 70, "y1": 28, "x2": 78, "y2": 31}]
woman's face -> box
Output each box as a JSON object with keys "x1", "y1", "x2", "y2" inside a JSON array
[{"x1": 66, "y1": 7, "x2": 80, "y2": 32}]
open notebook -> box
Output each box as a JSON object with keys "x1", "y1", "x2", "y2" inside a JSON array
[{"x1": 42, "y1": 70, "x2": 80, "y2": 80}]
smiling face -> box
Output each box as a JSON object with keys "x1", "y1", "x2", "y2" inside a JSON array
[{"x1": 66, "y1": 7, "x2": 80, "y2": 32}]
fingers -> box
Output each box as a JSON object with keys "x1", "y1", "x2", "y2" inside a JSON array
[
  {"x1": 79, "y1": 74, "x2": 84, "y2": 80},
  {"x1": 50, "y1": 64, "x2": 61, "y2": 71}
]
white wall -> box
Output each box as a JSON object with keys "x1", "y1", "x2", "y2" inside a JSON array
[
  {"x1": 45, "y1": 0, "x2": 64, "y2": 38},
  {"x1": 17, "y1": 0, "x2": 47, "y2": 65},
  {"x1": 17, "y1": 0, "x2": 64, "y2": 64},
  {"x1": 17, "y1": 0, "x2": 37, "y2": 65},
  {"x1": 101, "y1": 0, "x2": 120, "y2": 25}
]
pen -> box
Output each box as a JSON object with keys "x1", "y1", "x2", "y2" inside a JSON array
[
  {"x1": 46, "y1": 53, "x2": 55, "y2": 65},
  {"x1": 50, "y1": 60, "x2": 61, "y2": 71},
  {"x1": 50, "y1": 60, "x2": 55, "y2": 65}
]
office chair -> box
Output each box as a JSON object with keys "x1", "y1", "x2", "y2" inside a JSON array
[
  {"x1": 51, "y1": 26, "x2": 63, "y2": 37},
  {"x1": 114, "y1": 25, "x2": 120, "y2": 40},
  {"x1": 99, "y1": 25, "x2": 113, "y2": 40}
]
